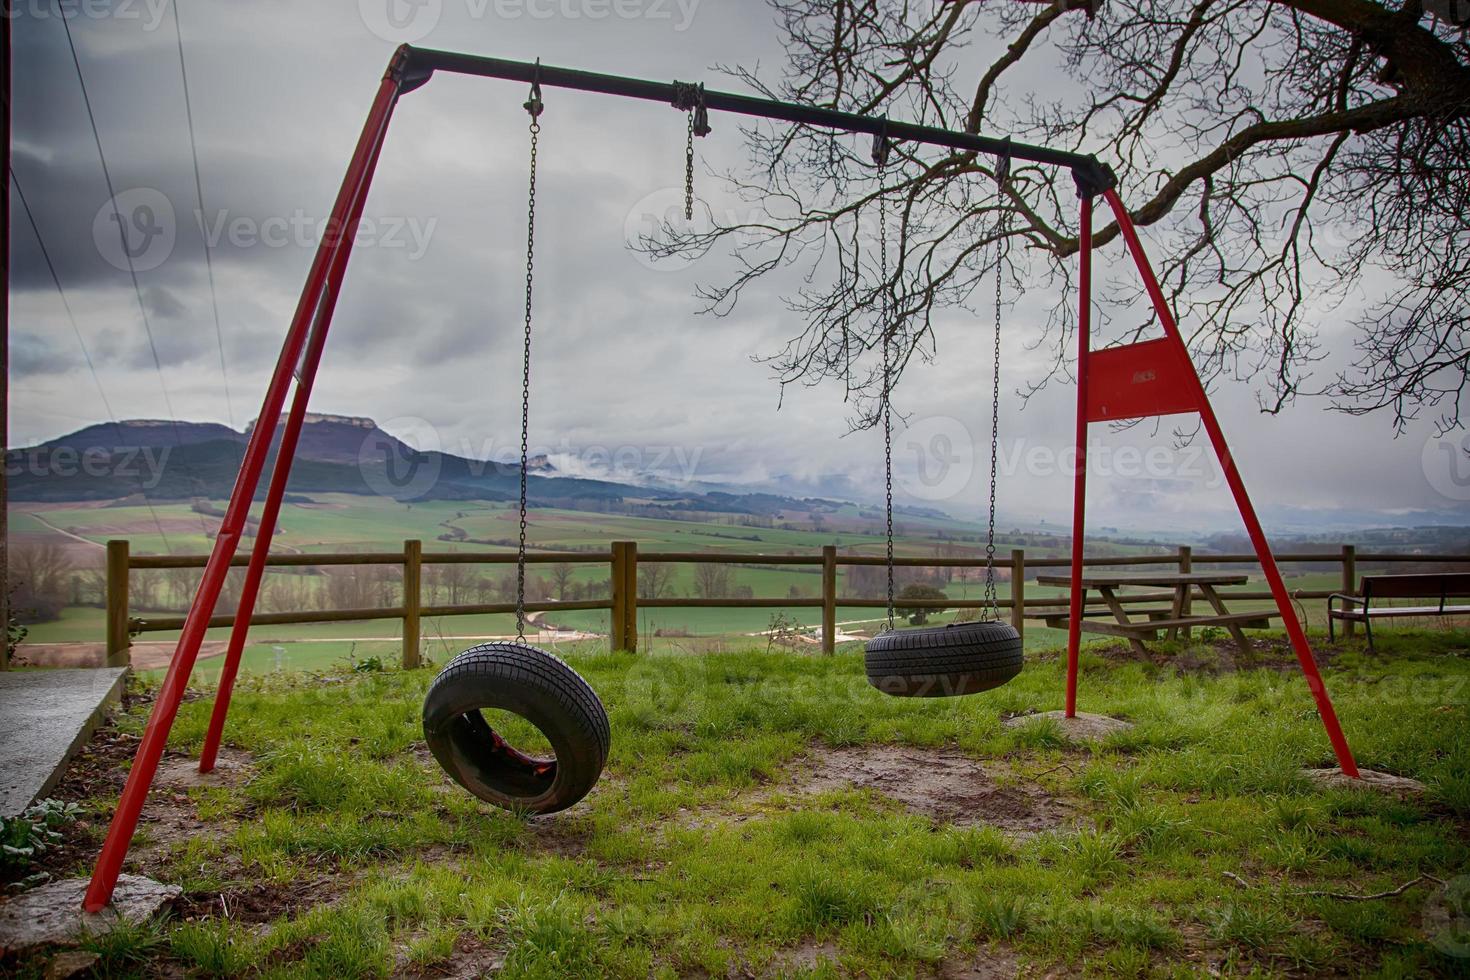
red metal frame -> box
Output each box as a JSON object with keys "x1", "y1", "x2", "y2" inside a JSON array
[
  {"x1": 1062, "y1": 190, "x2": 1358, "y2": 778},
  {"x1": 82, "y1": 65, "x2": 405, "y2": 913},
  {"x1": 82, "y1": 47, "x2": 1358, "y2": 912}
]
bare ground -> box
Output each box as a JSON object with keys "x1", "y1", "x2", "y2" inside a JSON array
[{"x1": 680, "y1": 743, "x2": 1078, "y2": 837}]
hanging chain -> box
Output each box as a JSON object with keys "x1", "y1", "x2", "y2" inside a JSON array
[
  {"x1": 684, "y1": 111, "x2": 696, "y2": 221},
  {"x1": 873, "y1": 121, "x2": 896, "y2": 632},
  {"x1": 983, "y1": 213, "x2": 1006, "y2": 619},
  {"x1": 516, "y1": 72, "x2": 544, "y2": 642},
  {"x1": 673, "y1": 82, "x2": 710, "y2": 222}
]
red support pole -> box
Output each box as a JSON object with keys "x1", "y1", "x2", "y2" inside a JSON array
[
  {"x1": 1065, "y1": 194, "x2": 1093, "y2": 717},
  {"x1": 1100, "y1": 188, "x2": 1359, "y2": 777},
  {"x1": 198, "y1": 109, "x2": 393, "y2": 774},
  {"x1": 83, "y1": 66, "x2": 406, "y2": 913}
]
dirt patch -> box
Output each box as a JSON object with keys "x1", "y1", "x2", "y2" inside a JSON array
[
  {"x1": 154, "y1": 748, "x2": 255, "y2": 790},
  {"x1": 939, "y1": 946, "x2": 1022, "y2": 978},
  {"x1": 762, "y1": 939, "x2": 841, "y2": 975},
  {"x1": 14, "y1": 641, "x2": 228, "y2": 671},
  {"x1": 173, "y1": 873, "x2": 358, "y2": 926},
  {"x1": 792, "y1": 744, "x2": 1075, "y2": 834},
  {"x1": 399, "y1": 933, "x2": 506, "y2": 979}
]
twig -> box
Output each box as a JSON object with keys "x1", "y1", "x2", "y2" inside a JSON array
[
  {"x1": 1292, "y1": 874, "x2": 1443, "y2": 902},
  {"x1": 1031, "y1": 763, "x2": 1075, "y2": 780},
  {"x1": 1221, "y1": 870, "x2": 1443, "y2": 901}
]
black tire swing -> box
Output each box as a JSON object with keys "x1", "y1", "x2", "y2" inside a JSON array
[
  {"x1": 423, "y1": 73, "x2": 610, "y2": 814},
  {"x1": 863, "y1": 130, "x2": 1024, "y2": 699}
]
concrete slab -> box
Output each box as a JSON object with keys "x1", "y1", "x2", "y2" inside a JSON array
[
  {"x1": 1303, "y1": 766, "x2": 1428, "y2": 795},
  {"x1": 0, "y1": 874, "x2": 178, "y2": 953},
  {"x1": 0, "y1": 668, "x2": 128, "y2": 817},
  {"x1": 1003, "y1": 710, "x2": 1134, "y2": 741}
]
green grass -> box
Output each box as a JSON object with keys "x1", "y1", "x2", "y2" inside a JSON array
[{"x1": 15, "y1": 630, "x2": 1470, "y2": 977}]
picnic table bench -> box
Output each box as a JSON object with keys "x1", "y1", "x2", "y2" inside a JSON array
[
  {"x1": 1328, "y1": 572, "x2": 1470, "y2": 650},
  {"x1": 1033, "y1": 571, "x2": 1274, "y2": 655}
]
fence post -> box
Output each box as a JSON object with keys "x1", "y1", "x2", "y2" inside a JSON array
[
  {"x1": 106, "y1": 540, "x2": 130, "y2": 668},
  {"x1": 610, "y1": 542, "x2": 639, "y2": 653},
  {"x1": 402, "y1": 539, "x2": 421, "y2": 668},
  {"x1": 609, "y1": 543, "x2": 626, "y2": 654},
  {"x1": 1178, "y1": 545, "x2": 1193, "y2": 640},
  {"x1": 1010, "y1": 548, "x2": 1025, "y2": 641},
  {"x1": 623, "y1": 542, "x2": 639, "y2": 653},
  {"x1": 821, "y1": 545, "x2": 837, "y2": 654},
  {"x1": 1341, "y1": 544, "x2": 1356, "y2": 637}
]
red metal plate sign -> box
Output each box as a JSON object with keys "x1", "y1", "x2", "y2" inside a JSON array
[{"x1": 1084, "y1": 337, "x2": 1201, "y2": 422}]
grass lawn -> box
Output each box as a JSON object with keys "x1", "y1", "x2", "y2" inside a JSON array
[{"x1": 6, "y1": 629, "x2": 1470, "y2": 977}]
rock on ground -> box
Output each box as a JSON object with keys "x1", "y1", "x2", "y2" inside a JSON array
[
  {"x1": 1003, "y1": 710, "x2": 1133, "y2": 741},
  {"x1": 0, "y1": 874, "x2": 180, "y2": 954},
  {"x1": 1302, "y1": 767, "x2": 1427, "y2": 795}
]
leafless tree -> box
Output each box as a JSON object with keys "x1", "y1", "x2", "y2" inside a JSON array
[
  {"x1": 651, "y1": 0, "x2": 1470, "y2": 432},
  {"x1": 9, "y1": 542, "x2": 73, "y2": 622},
  {"x1": 692, "y1": 562, "x2": 735, "y2": 598},
  {"x1": 638, "y1": 562, "x2": 676, "y2": 600},
  {"x1": 550, "y1": 562, "x2": 576, "y2": 601}
]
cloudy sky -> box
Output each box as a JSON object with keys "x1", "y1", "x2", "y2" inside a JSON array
[{"x1": 10, "y1": 0, "x2": 1470, "y2": 534}]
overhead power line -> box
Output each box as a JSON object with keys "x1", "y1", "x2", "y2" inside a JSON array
[
  {"x1": 57, "y1": 3, "x2": 214, "y2": 542},
  {"x1": 170, "y1": 0, "x2": 234, "y2": 429},
  {"x1": 12, "y1": 170, "x2": 175, "y2": 554}
]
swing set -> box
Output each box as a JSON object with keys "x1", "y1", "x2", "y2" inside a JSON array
[{"x1": 82, "y1": 45, "x2": 1360, "y2": 913}]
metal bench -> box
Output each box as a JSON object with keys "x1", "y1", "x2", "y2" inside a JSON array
[{"x1": 1328, "y1": 573, "x2": 1470, "y2": 650}]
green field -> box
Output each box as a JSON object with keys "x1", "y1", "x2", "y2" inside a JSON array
[{"x1": 7, "y1": 495, "x2": 1421, "y2": 676}]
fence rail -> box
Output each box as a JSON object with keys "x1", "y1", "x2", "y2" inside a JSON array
[{"x1": 102, "y1": 539, "x2": 1470, "y2": 667}]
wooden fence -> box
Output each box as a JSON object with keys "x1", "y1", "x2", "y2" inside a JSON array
[{"x1": 102, "y1": 540, "x2": 1470, "y2": 667}]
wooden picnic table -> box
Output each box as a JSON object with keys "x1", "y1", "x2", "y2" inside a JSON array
[{"x1": 1033, "y1": 571, "x2": 1271, "y2": 655}]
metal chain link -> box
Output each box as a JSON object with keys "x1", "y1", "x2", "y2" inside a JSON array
[
  {"x1": 877, "y1": 164, "x2": 895, "y2": 632},
  {"x1": 684, "y1": 111, "x2": 696, "y2": 221},
  {"x1": 983, "y1": 215, "x2": 1006, "y2": 619},
  {"x1": 516, "y1": 98, "x2": 541, "y2": 642}
]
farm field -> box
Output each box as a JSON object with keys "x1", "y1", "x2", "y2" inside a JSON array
[
  {"x1": 6, "y1": 495, "x2": 1424, "y2": 677},
  {"x1": 7, "y1": 630, "x2": 1469, "y2": 977}
]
